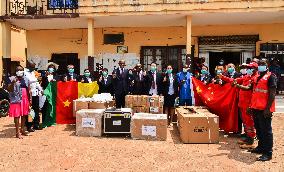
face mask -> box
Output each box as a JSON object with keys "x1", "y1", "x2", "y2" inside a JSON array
[
  {"x1": 201, "y1": 69, "x2": 208, "y2": 75},
  {"x1": 219, "y1": 62, "x2": 224, "y2": 65},
  {"x1": 84, "y1": 72, "x2": 90, "y2": 77},
  {"x1": 16, "y1": 71, "x2": 24, "y2": 77},
  {"x1": 240, "y1": 69, "x2": 247, "y2": 75},
  {"x1": 102, "y1": 72, "x2": 108, "y2": 77},
  {"x1": 150, "y1": 66, "x2": 156, "y2": 72},
  {"x1": 247, "y1": 69, "x2": 254, "y2": 75},
  {"x1": 68, "y1": 68, "x2": 74, "y2": 73},
  {"x1": 216, "y1": 70, "x2": 222, "y2": 75},
  {"x1": 129, "y1": 71, "x2": 133, "y2": 75},
  {"x1": 258, "y1": 66, "x2": 267, "y2": 72},
  {"x1": 227, "y1": 68, "x2": 235, "y2": 74},
  {"x1": 167, "y1": 69, "x2": 173, "y2": 74},
  {"x1": 48, "y1": 68, "x2": 55, "y2": 73},
  {"x1": 183, "y1": 68, "x2": 188, "y2": 73}
]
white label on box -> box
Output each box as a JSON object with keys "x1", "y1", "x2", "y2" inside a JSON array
[
  {"x1": 159, "y1": 96, "x2": 164, "y2": 102},
  {"x1": 142, "y1": 125, "x2": 156, "y2": 137},
  {"x1": 149, "y1": 98, "x2": 155, "y2": 102},
  {"x1": 150, "y1": 107, "x2": 159, "y2": 113},
  {"x1": 113, "y1": 120, "x2": 121, "y2": 126},
  {"x1": 82, "y1": 118, "x2": 96, "y2": 128}
]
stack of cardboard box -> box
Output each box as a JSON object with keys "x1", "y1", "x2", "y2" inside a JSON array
[
  {"x1": 125, "y1": 95, "x2": 164, "y2": 114},
  {"x1": 176, "y1": 106, "x2": 219, "y2": 144}
]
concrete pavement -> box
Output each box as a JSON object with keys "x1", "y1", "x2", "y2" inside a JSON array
[{"x1": 276, "y1": 95, "x2": 284, "y2": 113}]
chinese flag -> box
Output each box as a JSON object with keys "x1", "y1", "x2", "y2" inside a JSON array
[
  {"x1": 192, "y1": 77, "x2": 239, "y2": 133},
  {"x1": 56, "y1": 81, "x2": 78, "y2": 124}
]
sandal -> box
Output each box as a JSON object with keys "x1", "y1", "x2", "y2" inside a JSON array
[
  {"x1": 16, "y1": 133, "x2": 23, "y2": 139},
  {"x1": 21, "y1": 131, "x2": 30, "y2": 136}
]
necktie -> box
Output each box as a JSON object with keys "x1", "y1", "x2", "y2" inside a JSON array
[{"x1": 151, "y1": 73, "x2": 155, "y2": 89}]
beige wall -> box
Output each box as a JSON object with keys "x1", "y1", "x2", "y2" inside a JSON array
[
  {"x1": 26, "y1": 23, "x2": 284, "y2": 60},
  {"x1": 11, "y1": 29, "x2": 27, "y2": 66}
]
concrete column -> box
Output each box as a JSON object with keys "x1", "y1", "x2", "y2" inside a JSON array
[
  {"x1": 255, "y1": 41, "x2": 261, "y2": 56},
  {"x1": 87, "y1": 18, "x2": 95, "y2": 57},
  {"x1": 186, "y1": 16, "x2": 192, "y2": 69},
  {"x1": 0, "y1": 22, "x2": 11, "y2": 83}
]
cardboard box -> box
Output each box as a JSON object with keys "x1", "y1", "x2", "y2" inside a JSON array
[
  {"x1": 76, "y1": 109, "x2": 105, "y2": 137},
  {"x1": 149, "y1": 95, "x2": 164, "y2": 107},
  {"x1": 89, "y1": 100, "x2": 114, "y2": 109},
  {"x1": 131, "y1": 113, "x2": 167, "y2": 141},
  {"x1": 73, "y1": 100, "x2": 89, "y2": 117},
  {"x1": 177, "y1": 107, "x2": 219, "y2": 144}
]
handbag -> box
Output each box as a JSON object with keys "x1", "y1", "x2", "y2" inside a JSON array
[{"x1": 28, "y1": 107, "x2": 35, "y2": 122}]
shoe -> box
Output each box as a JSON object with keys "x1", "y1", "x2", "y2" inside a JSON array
[
  {"x1": 237, "y1": 139, "x2": 247, "y2": 145},
  {"x1": 257, "y1": 154, "x2": 272, "y2": 161},
  {"x1": 27, "y1": 128, "x2": 35, "y2": 132},
  {"x1": 33, "y1": 126, "x2": 42, "y2": 130},
  {"x1": 249, "y1": 148, "x2": 263, "y2": 154},
  {"x1": 240, "y1": 143, "x2": 256, "y2": 149}
]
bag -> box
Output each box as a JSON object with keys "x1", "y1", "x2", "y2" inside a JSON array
[
  {"x1": 0, "y1": 100, "x2": 9, "y2": 117},
  {"x1": 28, "y1": 108, "x2": 35, "y2": 122}
]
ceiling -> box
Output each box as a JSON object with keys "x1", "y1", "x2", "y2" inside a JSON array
[{"x1": 7, "y1": 11, "x2": 284, "y2": 30}]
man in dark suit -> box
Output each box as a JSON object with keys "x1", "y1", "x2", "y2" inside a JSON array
[
  {"x1": 98, "y1": 68, "x2": 113, "y2": 95},
  {"x1": 145, "y1": 62, "x2": 163, "y2": 95},
  {"x1": 112, "y1": 60, "x2": 129, "y2": 108},
  {"x1": 132, "y1": 64, "x2": 147, "y2": 95},
  {"x1": 63, "y1": 64, "x2": 79, "y2": 82},
  {"x1": 80, "y1": 69, "x2": 95, "y2": 83}
]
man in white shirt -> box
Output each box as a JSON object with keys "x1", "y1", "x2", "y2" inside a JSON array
[{"x1": 25, "y1": 61, "x2": 43, "y2": 131}]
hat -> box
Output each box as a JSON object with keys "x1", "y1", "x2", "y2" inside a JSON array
[
  {"x1": 46, "y1": 62, "x2": 59, "y2": 70},
  {"x1": 247, "y1": 62, "x2": 258, "y2": 68}
]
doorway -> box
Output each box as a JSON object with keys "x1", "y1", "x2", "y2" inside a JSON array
[
  {"x1": 50, "y1": 53, "x2": 80, "y2": 75},
  {"x1": 141, "y1": 45, "x2": 194, "y2": 73},
  {"x1": 209, "y1": 52, "x2": 241, "y2": 75}
]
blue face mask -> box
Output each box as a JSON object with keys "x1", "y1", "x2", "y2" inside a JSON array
[
  {"x1": 216, "y1": 70, "x2": 222, "y2": 75},
  {"x1": 258, "y1": 66, "x2": 267, "y2": 72},
  {"x1": 68, "y1": 68, "x2": 74, "y2": 73},
  {"x1": 227, "y1": 68, "x2": 235, "y2": 74},
  {"x1": 48, "y1": 68, "x2": 55, "y2": 73},
  {"x1": 246, "y1": 69, "x2": 254, "y2": 75},
  {"x1": 201, "y1": 69, "x2": 208, "y2": 75}
]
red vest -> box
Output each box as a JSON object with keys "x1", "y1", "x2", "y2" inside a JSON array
[
  {"x1": 238, "y1": 75, "x2": 253, "y2": 108},
  {"x1": 250, "y1": 72, "x2": 275, "y2": 112}
]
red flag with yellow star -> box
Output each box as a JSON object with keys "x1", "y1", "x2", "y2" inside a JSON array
[
  {"x1": 56, "y1": 81, "x2": 78, "y2": 124},
  {"x1": 192, "y1": 77, "x2": 239, "y2": 132}
]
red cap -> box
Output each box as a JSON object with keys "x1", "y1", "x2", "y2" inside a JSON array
[{"x1": 247, "y1": 62, "x2": 258, "y2": 68}]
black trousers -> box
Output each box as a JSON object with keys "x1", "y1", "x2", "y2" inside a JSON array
[
  {"x1": 26, "y1": 96, "x2": 40, "y2": 128},
  {"x1": 238, "y1": 108, "x2": 243, "y2": 133},
  {"x1": 253, "y1": 110, "x2": 273, "y2": 156},
  {"x1": 115, "y1": 93, "x2": 126, "y2": 108}
]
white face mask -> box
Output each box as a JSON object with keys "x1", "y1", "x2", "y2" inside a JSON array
[
  {"x1": 240, "y1": 69, "x2": 247, "y2": 75},
  {"x1": 16, "y1": 71, "x2": 24, "y2": 77}
]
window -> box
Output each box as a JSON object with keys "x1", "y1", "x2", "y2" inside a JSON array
[
  {"x1": 103, "y1": 34, "x2": 124, "y2": 45},
  {"x1": 48, "y1": 0, "x2": 78, "y2": 9}
]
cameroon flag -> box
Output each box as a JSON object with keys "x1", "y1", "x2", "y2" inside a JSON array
[{"x1": 43, "y1": 81, "x2": 99, "y2": 126}]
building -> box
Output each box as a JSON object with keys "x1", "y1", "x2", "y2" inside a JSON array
[{"x1": 0, "y1": 0, "x2": 284, "y2": 84}]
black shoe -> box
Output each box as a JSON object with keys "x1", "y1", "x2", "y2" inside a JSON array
[
  {"x1": 248, "y1": 148, "x2": 263, "y2": 154},
  {"x1": 257, "y1": 154, "x2": 272, "y2": 161},
  {"x1": 27, "y1": 128, "x2": 35, "y2": 132},
  {"x1": 33, "y1": 126, "x2": 42, "y2": 130}
]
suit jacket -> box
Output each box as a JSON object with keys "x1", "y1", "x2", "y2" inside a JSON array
[
  {"x1": 132, "y1": 71, "x2": 147, "y2": 95},
  {"x1": 98, "y1": 75, "x2": 113, "y2": 95},
  {"x1": 145, "y1": 71, "x2": 163, "y2": 95},
  {"x1": 161, "y1": 74, "x2": 179, "y2": 97},
  {"x1": 41, "y1": 74, "x2": 59, "y2": 90},
  {"x1": 62, "y1": 73, "x2": 79, "y2": 82},
  {"x1": 112, "y1": 68, "x2": 129, "y2": 95},
  {"x1": 80, "y1": 75, "x2": 95, "y2": 83},
  {"x1": 197, "y1": 74, "x2": 212, "y2": 84}
]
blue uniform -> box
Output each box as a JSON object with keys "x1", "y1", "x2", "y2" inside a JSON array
[{"x1": 177, "y1": 72, "x2": 192, "y2": 106}]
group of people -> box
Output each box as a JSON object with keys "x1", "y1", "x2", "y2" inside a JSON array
[{"x1": 0, "y1": 57, "x2": 277, "y2": 161}]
